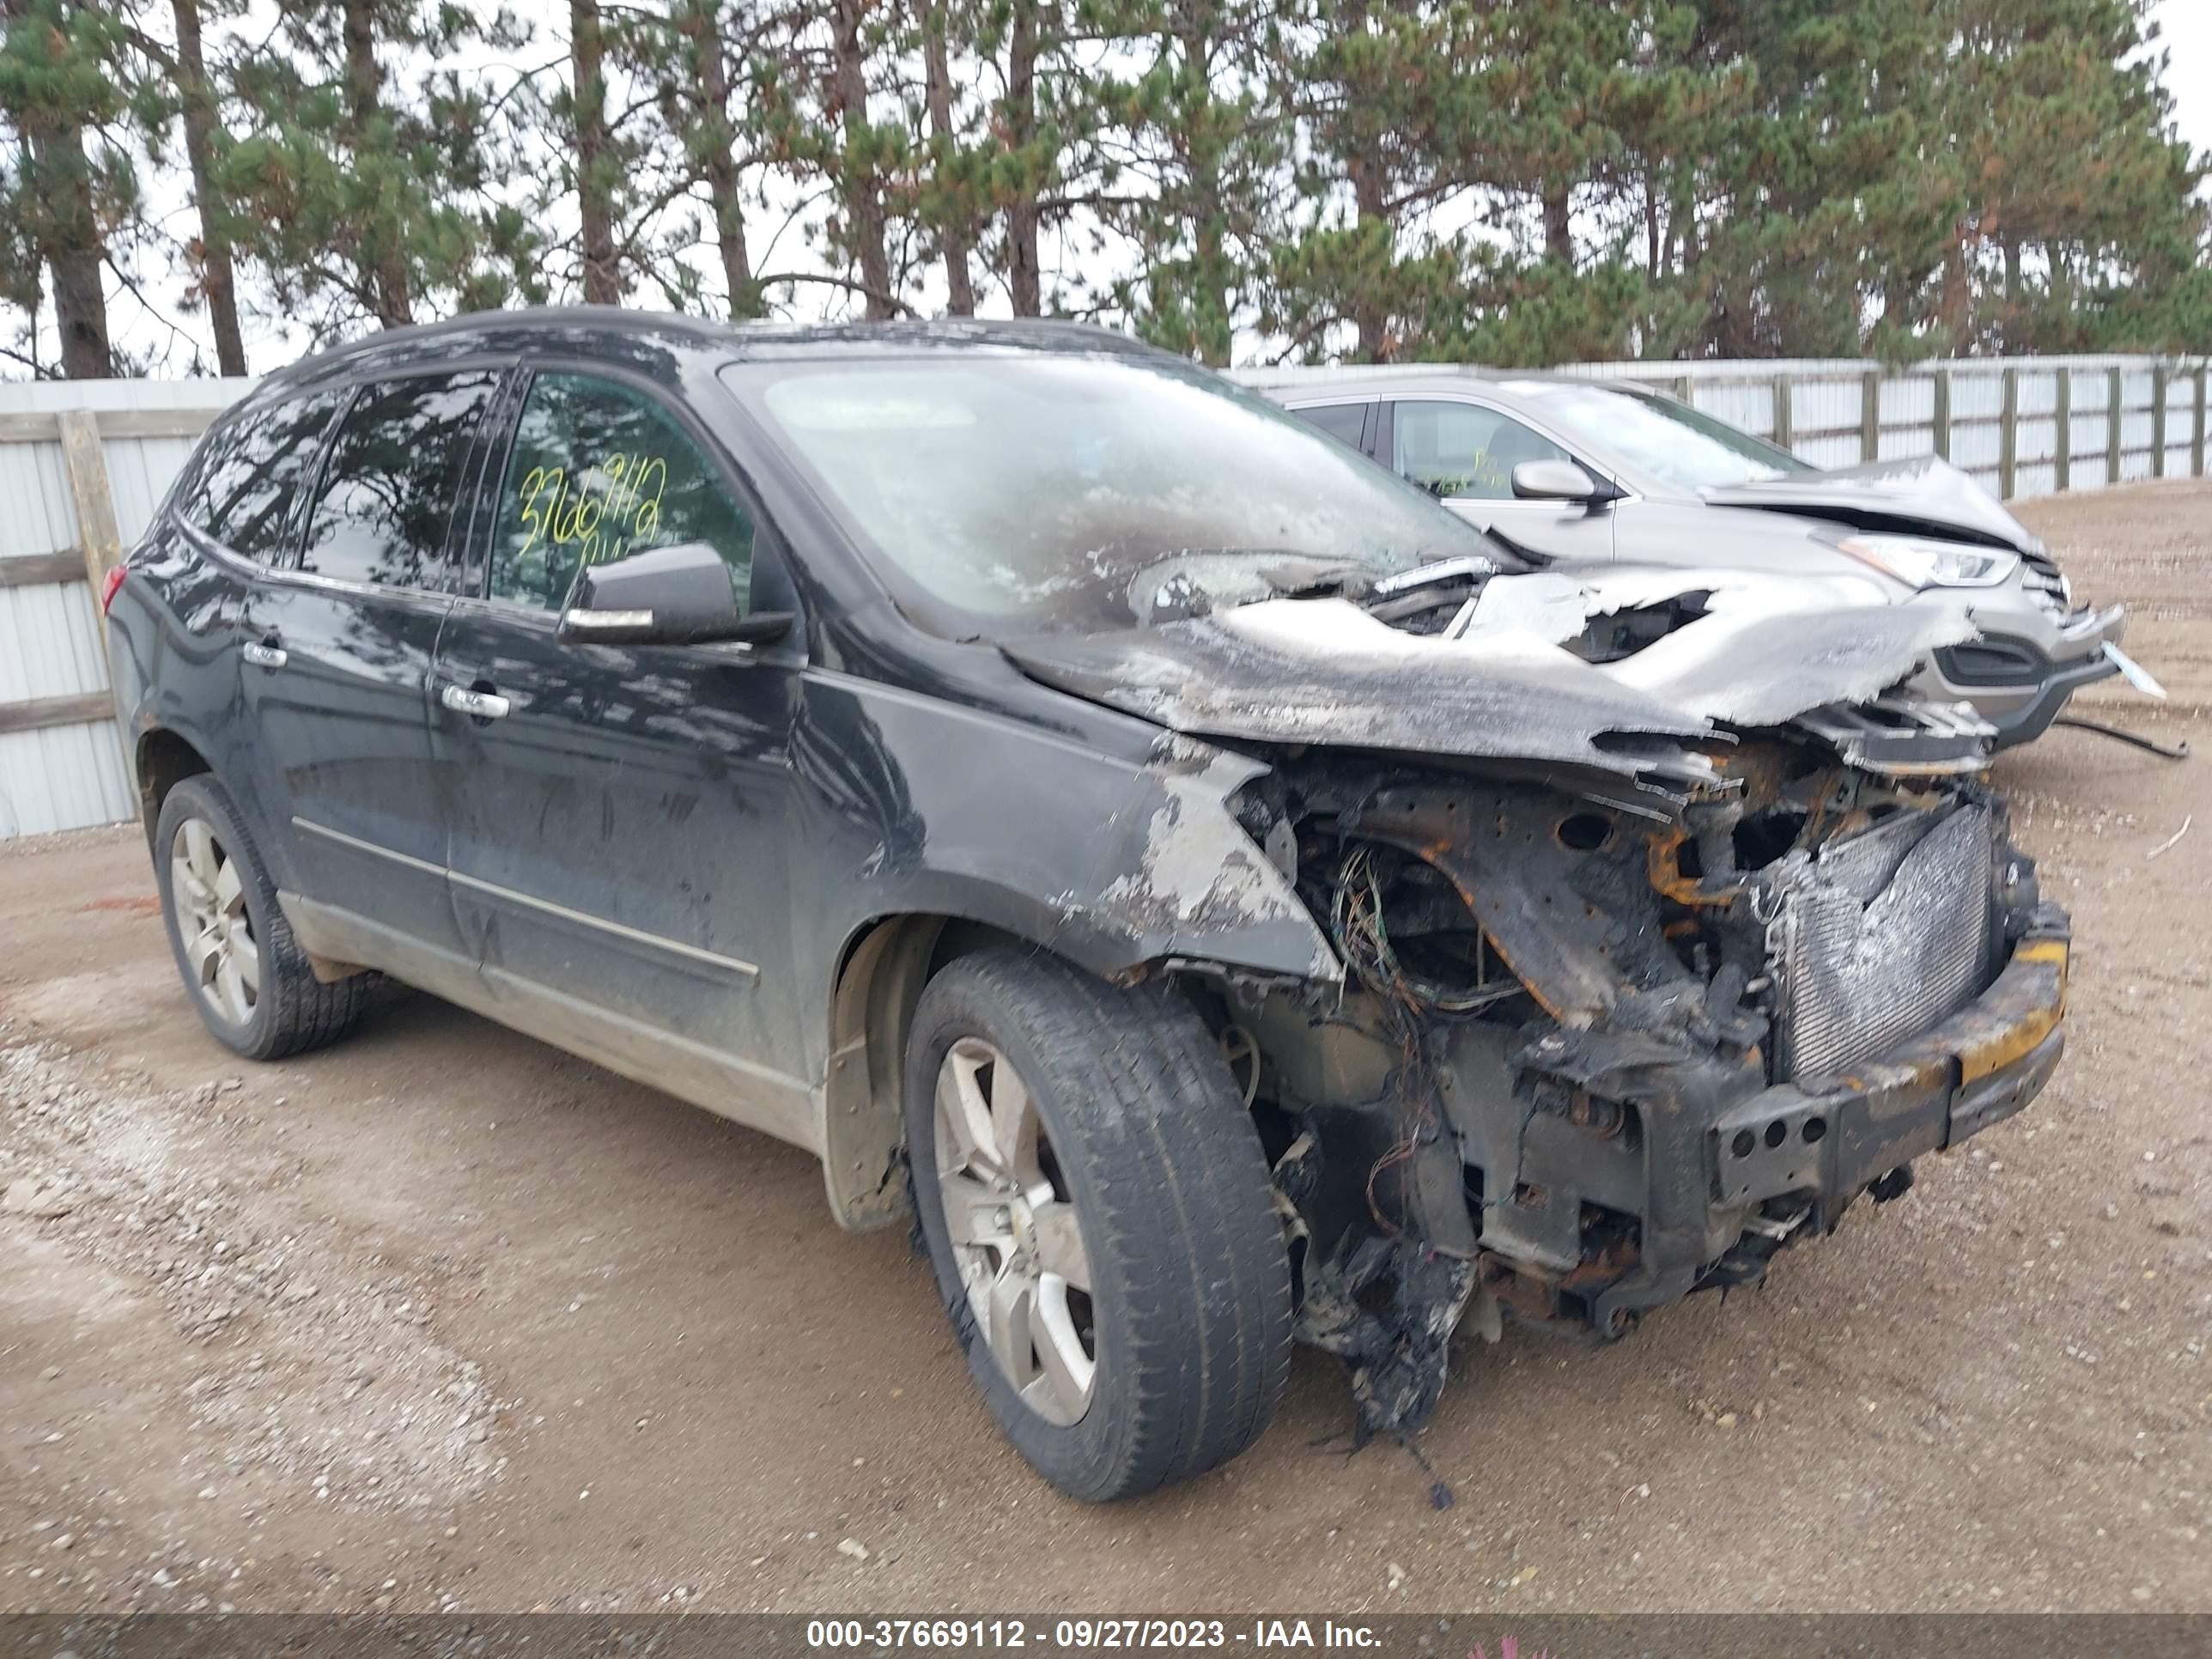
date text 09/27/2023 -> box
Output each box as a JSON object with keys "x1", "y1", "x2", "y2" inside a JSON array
[{"x1": 805, "y1": 1619, "x2": 1385, "y2": 1650}]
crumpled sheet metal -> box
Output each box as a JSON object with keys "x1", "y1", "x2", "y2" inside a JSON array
[
  {"x1": 1005, "y1": 571, "x2": 1978, "y2": 779},
  {"x1": 1455, "y1": 563, "x2": 1894, "y2": 647},
  {"x1": 1006, "y1": 596, "x2": 1717, "y2": 782}
]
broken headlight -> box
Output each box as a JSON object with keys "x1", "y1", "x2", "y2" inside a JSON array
[{"x1": 1838, "y1": 534, "x2": 2021, "y2": 590}]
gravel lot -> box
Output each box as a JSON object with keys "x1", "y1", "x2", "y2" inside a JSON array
[{"x1": 2, "y1": 482, "x2": 2208, "y2": 1617}]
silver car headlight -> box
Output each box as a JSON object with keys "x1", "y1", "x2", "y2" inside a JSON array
[{"x1": 1838, "y1": 534, "x2": 2021, "y2": 590}]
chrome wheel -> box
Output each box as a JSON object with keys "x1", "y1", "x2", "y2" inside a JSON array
[
  {"x1": 169, "y1": 816, "x2": 258, "y2": 1027},
  {"x1": 933, "y1": 1036, "x2": 1096, "y2": 1426}
]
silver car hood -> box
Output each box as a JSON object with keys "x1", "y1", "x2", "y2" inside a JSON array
[
  {"x1": 1700, "y1": 456, "x2": 2036, "y2": 552},
  {"x1": 1005, "y1": 566, "x2": 1983, "y2": 790}
]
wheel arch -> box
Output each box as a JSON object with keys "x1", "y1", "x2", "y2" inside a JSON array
[
  {"x1": 822, "y1": 909, "x2": 1025, "y2": 1231},
  {"x1": 135, "y1": 726, "x2": 213, "y2": 847}
]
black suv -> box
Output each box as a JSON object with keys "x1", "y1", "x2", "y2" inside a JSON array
[{"x1": 108, "y1": 311, "x2": 2071, "y2": 1501}]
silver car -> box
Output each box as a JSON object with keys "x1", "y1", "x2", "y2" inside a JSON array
[{"x1": 1250, "y1": 369, "x2": 2136, "y2": 746}]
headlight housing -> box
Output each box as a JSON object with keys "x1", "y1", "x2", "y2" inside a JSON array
[{"x1": 1838, "y1": 534, "x2": 2021, "y2": 590}]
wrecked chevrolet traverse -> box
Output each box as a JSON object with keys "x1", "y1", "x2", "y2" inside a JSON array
[{"x1": 110, "y1": 313, "x2": 2069, "y2": 1506}]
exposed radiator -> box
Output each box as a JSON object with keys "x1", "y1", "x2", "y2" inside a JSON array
[{"x1": 1772, "y1": 805, "x2": 1996, "y2": 1083}]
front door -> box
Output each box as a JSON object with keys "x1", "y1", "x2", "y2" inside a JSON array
[
  {"x1": 430, "y1": 368, "x2": 812, "y2": 1142},
  {"x1": 240, "y1": 370, "x2": 501, "y2": 961},
  {"x1": 1384, "y1": 398, "x2": 1620, "y2": 563}
]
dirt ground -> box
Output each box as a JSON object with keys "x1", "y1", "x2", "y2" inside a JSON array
[{"x1": 2, "y1": 481, "x2": 2207, "y2": 1618}]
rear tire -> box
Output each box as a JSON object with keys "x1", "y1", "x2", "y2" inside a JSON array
[
  {"x1": 154, "y1": 775, "x2": 371, "y2": 1061},
  {"x1": 904, "y1": 948, "x2": 1292, "y2": 1501}
]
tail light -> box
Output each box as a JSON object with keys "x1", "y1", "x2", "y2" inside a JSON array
[{"x1": 99, "y1": 565, "x2": 126, "y2": 614}]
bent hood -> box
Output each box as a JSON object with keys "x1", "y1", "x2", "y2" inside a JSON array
[
  {"x1": 1701, "y1": 455, "x2": 2036, "y2": 552},
  {"x1": 1002, "y1": 566, "x2": 1982, "y2": 791}
]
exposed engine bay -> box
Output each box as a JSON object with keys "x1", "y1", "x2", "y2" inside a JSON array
[{"x1": 1011, "y1": 558, "x2": 2072, "y2": 1442}]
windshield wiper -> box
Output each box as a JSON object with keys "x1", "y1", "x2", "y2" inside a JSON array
[{"x1": 1367, "y1": 555, "x2": 1500, "y2": 599}]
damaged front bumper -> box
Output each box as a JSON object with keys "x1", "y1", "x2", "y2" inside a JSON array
[
  {"x1": 1521, "y1": 903, "x2": 2069, "y2": 1339},
  {"x1": 1224, "y1": 752, "x2": 2071, "y2": 1443}
]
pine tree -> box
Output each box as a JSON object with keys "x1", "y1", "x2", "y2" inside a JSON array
[
  {"x1": 1102, "y1": 0, "x2": 1286, "y2": 363},
  {"x1": 217, "y1": 0, "x2": 543, "y2": 339},
  {"x1": 0, "y1": 0, "x2": 136, "y2": 375}
]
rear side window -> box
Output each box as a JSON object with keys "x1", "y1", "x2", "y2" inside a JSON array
[
  {"x1": 488, "y1": 371, "x2": 754, "y2": 614},
  {"x1": 1391, "y1": 400, "x2": 1571, "y2": 501},
  {"x1": 1293, "y1": 401, "x2": 1369, "y2": 452},
  {"x1": 299, "y1": 372, "x2": 500, "y2": 588},
  {"x1": 180, "y1": 391, "x2": 347, "y2": 563}
]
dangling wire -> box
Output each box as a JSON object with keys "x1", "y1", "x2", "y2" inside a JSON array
[{"x1": 1329, "y1": 844, "x2": 1518, "y2": 1016}]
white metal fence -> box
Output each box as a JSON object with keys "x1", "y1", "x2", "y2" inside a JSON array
[
  {"x1": 2, "y1": 352, "x2": 2207, "y2": 840},
  {"x1": 0, "y1": 380, "x2": 245, "y2": 840}
]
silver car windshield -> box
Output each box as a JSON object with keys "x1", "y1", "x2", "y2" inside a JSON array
[
  {"x1": 1524, "y1": 384, "x2": 1815, "y2": 491},
  {"x1": 732, "y1": 354, "x2": 1505, "y2": 632}
]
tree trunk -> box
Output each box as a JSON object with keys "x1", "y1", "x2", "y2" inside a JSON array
[
  {"x1": 1643, "y1": 177, "x2": 1662, "y2": 281},
  {"x1": 172, "y1": 0, "x2": 245, "y2": 374},
  {"x1": 1348, "y1": 149, "x2": 1387, "y2": 362},
  {"x1": 920, "y1": 0, "x2": 974, "y2": 315},
  {"x1": 830, "y1": 0, "x2": 895, "y2": 318},
  {"x1": 1005, "y1": 2, "x2": 1042, "y2": 316},
  {"x1": 573, "y1": 0, "x2": 620, "y2": 304},
  {"x1": 1543, "y1": 180, "x2": 1573, "y2": 265},
  {"x1": 42, "y1": 133, "x2": 112, "y2": 377},
  {"x1": 1177, "y1": 0, "x2": 1229, "y2": 365},
  {"x1": 683, "y1": 0, "x2": 757, "y2": 319},
  {"x1": 342, "y1": 0, "x2": 413, "y2": 327}
]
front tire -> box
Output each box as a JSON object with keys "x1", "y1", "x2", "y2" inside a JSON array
[
  {"x1": 154, "y1": 775, "x2": 370, "y2": 1061},
  {"x1": 904, "y1": 949, "x2": 1292, "y2": 1501}
]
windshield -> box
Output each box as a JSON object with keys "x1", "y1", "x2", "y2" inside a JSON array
[
  {"x1": 1521, "y1": 383, "x2": 1814, "y2": 492},
  {"x1": 728, "y1": 353, "x2": 1506, "y2": 633}
]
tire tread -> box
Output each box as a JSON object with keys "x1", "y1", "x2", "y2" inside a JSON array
[{"x1": 906, "y1": 948, "x2": 1292, "y2": 1501}]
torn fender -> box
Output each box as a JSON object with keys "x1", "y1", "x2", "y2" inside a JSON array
[{"x1": 1004, "y1": 575, "x2": 1980, "y2": 781}]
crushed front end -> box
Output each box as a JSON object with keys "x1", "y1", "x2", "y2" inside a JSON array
[
  {"x1": 1006, "y1": 562, "x2": 2075, "y2": 1442},
  {"x1": 1215, "y1": 741, "x2": 2067, "y2": 1438}
]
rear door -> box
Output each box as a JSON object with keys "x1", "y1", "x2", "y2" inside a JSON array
[
  {"x1": 160, "y1": 388, "x2": 352, "y2": 859},
  {"x1": 239, "y1": 370, "x2": 501, "y2": 961},
  {"x1": 429, "y1": 367, "x2": 812, "y2": 1136},
  {"x1": 1382, "y1": 398, "x2": 1620, "y2": 562}
]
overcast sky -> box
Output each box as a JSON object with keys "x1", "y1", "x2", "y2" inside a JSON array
[{"x1": 2152, "y1": 0, "x2": 2211, "y2": 155}]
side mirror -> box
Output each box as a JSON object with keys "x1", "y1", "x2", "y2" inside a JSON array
[
  {"x1": 1511, "y1": 459, "x2": 1618, "y2": 504},
  {"x1": 556, "y1": 542, "x2": 792, "y2": 648}
]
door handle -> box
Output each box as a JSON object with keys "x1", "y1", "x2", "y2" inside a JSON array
[
  {"x1": 240, "y1": 639, "x2": 287, "y2": 670},
  {"x1": 440, "y1": 682, "x2": 512, "y2": 720}
]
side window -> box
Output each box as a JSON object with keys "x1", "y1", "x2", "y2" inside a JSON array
[
  {"x1": 1293, "y1": 401, "x2": 1369, "y2": 452},
  {"x1": 489, "y1": 372, "x2": 754, "y2": 615},
  {"x1": 300, "y1": 372, "x2": 500, "y2": 588},
  {"x1": 180, "y1": 391, "x2": 348, "y2": 564},
  {"x1": 1390, "y1": 401, "x2": 1571, "y2": 501}
]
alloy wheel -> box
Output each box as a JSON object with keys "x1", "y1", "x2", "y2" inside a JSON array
[
  {"x1": 933, "y1": 1036, "x2": 1097, "y2": 1425},
  {"x1": 169, "y1": 817, "x2": 259, "y2": 1027}
]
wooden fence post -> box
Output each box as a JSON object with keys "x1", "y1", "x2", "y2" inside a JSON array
[
  {"x1": 2195, "y1": 368, "x2": 2208, "y2": 479},
  {"x1": 1999, "y1": 368, "x2": 2020, "y2": 500},
  {"x1": 1771, "y1": 376, "x2": 1793, "y2": 450},
  {"x1": 1860, "y1": 369, "x2": 1881, "y2": 464},
  {"x1": 57, "y1": 410, "x2": 122, "y2": 636},
  {"x1": 2107, "y1": 366, "x2": 2124, "y2": 484},
  {"x1": 2152, "y1": 367, "x2": 2167, "y2": 478},
  {"x1": 2054, "y1": 370, "x2": 2071, "y2": 493},
  {"x1": 1931, "y1": 368, "x2": 1950, "y2": 460}
]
